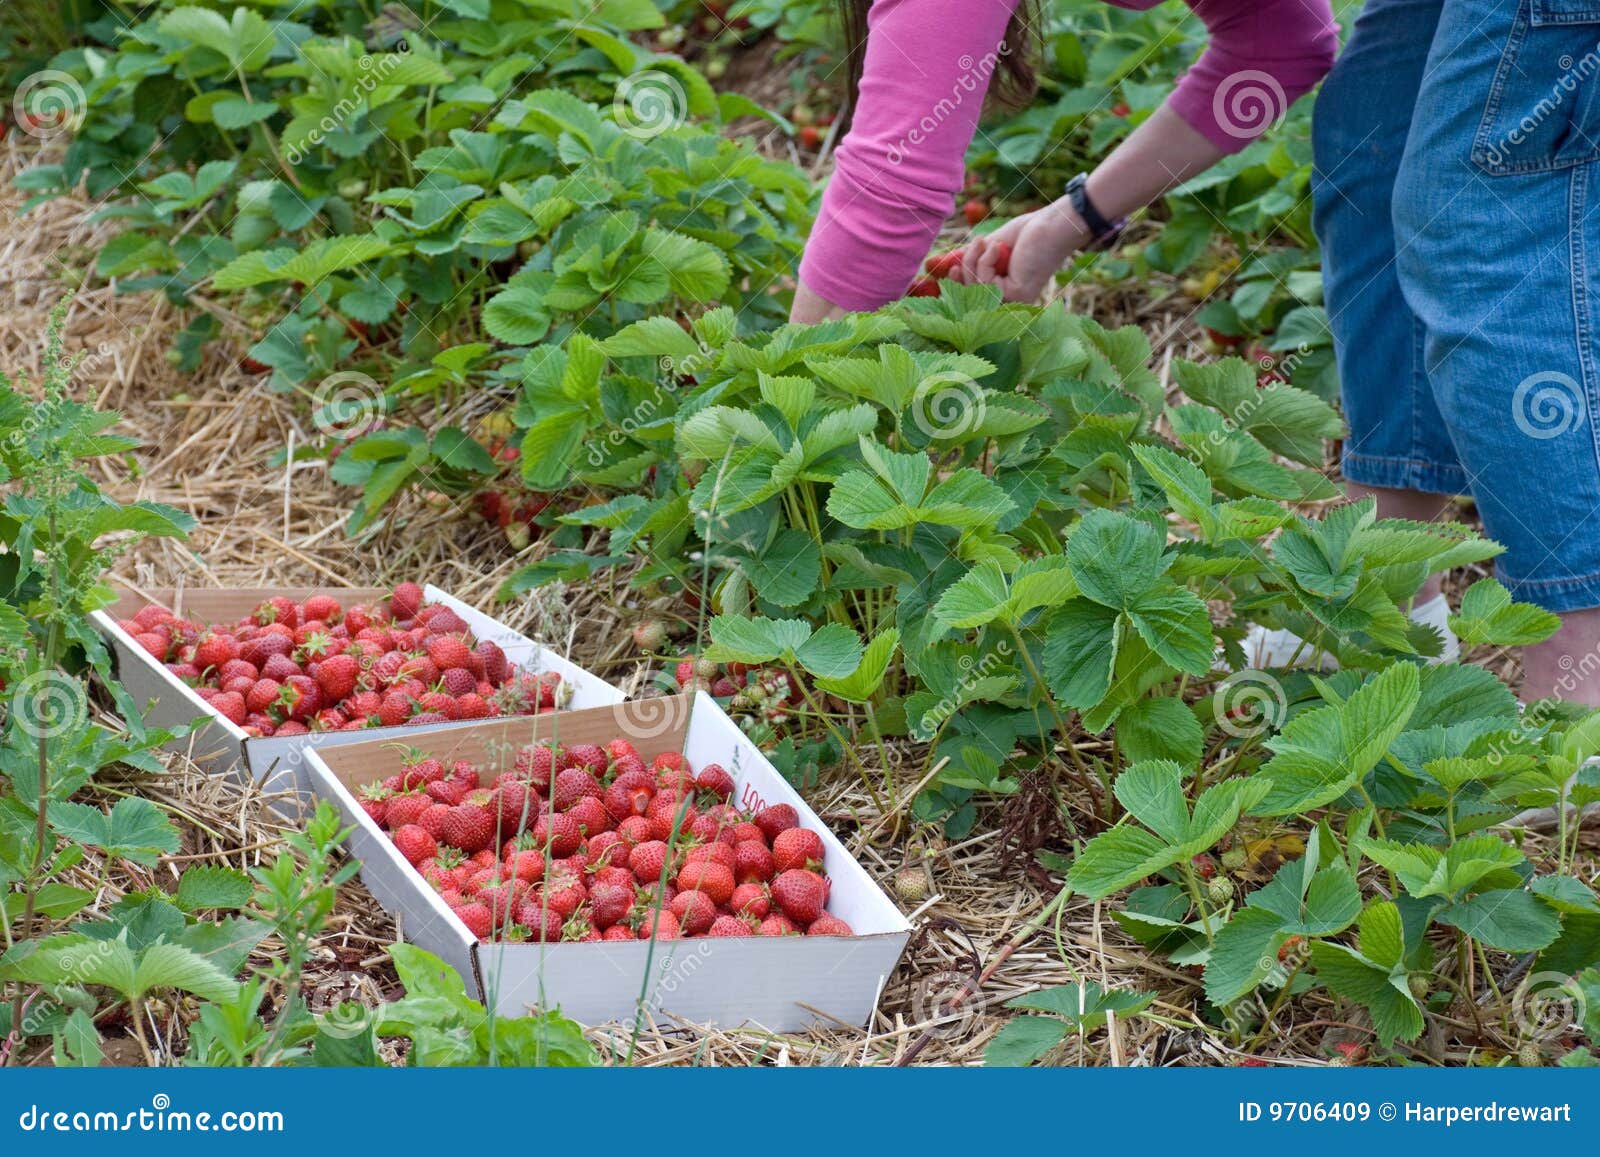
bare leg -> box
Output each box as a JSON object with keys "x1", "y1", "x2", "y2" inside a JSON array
[
  {"x1": 1344, "y1": 481, "x2": 1454, "y2": 604},
  {"x1": 1520, "y1": 610, "x2": 1600, "y2": 706}
]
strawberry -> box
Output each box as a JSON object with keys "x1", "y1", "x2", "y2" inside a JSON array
[
  {"x1": 907, "y1": 276, "x2": 941, "y2": 298},
  {"x1": 673, "y1": 659, "x2": 696, "y2": 686},
  {"x1": 541, "y1": 871, "x2": 587, "y2": 919},
  {"x1": 733, "y1": 841, "x2": 775, "y2": 884},
  {"x1": 564, "y1": 744, "x2": 608, "y2": 775},
  {"x1": 585, "y1": 830, "x2": 627, "y2": 868},
  {"x1": 632, "y1": 620, "x2": 667, "y2": 652},
  {"x1": 772, "y1": 827, "x2": 825, "y2": 873},
  {"x1": 616, "y1": 815, "x2": 654, "y2": 848},
  {"x1": 218, "y1": 659, "x2": 259, "y2": 684},
  {"x1": 426, "y1": 778, "x2": 468, "y2": 806},
  {"x1": 453, "y1": 902, "x2": 493, "y2": 940},
  {"x1": 629, "y1": 840, "x2": 672, "y2": 885},
  {"x1": 425, "y1": 608, "x2": 468, "y2": 634},
  {"x1": 532, "y1": 812, "x2": 582, "y2": 858},
  {"x1": 260, "y1": 653, "x2": 301, "y2": 683},
  {"x1": 516, "y1": 902, "x2": 565, "y2": 943},
  {"x1": 589, "y1": 881, "x2": 635, "y2": 929},
  {"x1": 799, "y1": 124, "x2": 822, "y2": 150},
  {"x1": 385, "y1": 792, "x2": 431, "y2": 829},
  {"x1": 567, "y1": 795, "x2": 611, "y2": 837},
  {"x1": 1191, "y1": 853, "x2": 1217, "y2": 881},
  {"x1": 400, "y1": 757, "x2": 446, "y2": 790},
  {"x1": 418, "y1": 803, "x2": 452, "y2": 839},
  {"x1": 925, "y1": 249, "x2": 964, "y2": 277},
  {"x1": 553, "y1": 766, "x2": 603, "y2": 810},
  {"x1": 730, "y1": 882, "x2": 770, "y2": 919},
  {"x1": 494, "y1": 780, "x2": 538, "y2": 835},
  {"x1": 709, "y1": 915, "x2": 754, "y2": 937},
  {"x1": 677, "y1": 860, "x2": 735, "y2": 905},
  {"x1": 514, "y1": 744, "x2": 557, "y2": 791},
  {"x1": 637, "y1": 909, "x2": 681, "y2": 940},
  {"x1": 210, "y1": 691, "x2": 247, "y2": 725},
  {"x1": 1111, "y1": 101, "x2": 1131, "y2": 117},
  {"x1": 275, "y1": 720, "x2": 310, "y2": 736},
  {"x1": 392, "y1": 824, "x2": 436, "y2": 866},
  {"x1": 253, "y1": 596, "x2": 299, "y2": 628},
  {"x1": 606, "y1": 738, "x2": 640, "y2": 762},
  {"x1": 475, "y1": 640, "x2": 508, "y2": 683},
  {"x1": 314, "y1": 653, "x2": 361, "y2": 701},
  {"x1": 276, "y1": 675, "x2": 321, "y2": 721},
  {"x1": 670, "y1": 889, "x2": 717, "y2": 935},
  {"x1": 302, "y1": 595, "x2": 342, "y2": 624},
  {"x1": 480, "y1": 880, "x2": 529, "y2": 928},
  {"x1": 425, "y1": 634, "x2": 474, "y2": 671},
  {"x1": 685, "y1": 841, "x2": 736, "y2": 870},
  {"x1": 505, "y1": 846, "x2": 547, "y2": 885},
  {"x1": 378, "y1": 691, "x2": 414, "y2": 727},
  {"x1": 807, "y1": 914, "x2": 853, "y2": 936},
  {"x1": 193, "y1": 633, "x2": 239, "y2": 671},
  {"x1": 963, "y1": 198, "x2": 990, "y2": 226},
  {"x1": 694, "y1": 764, "x2": 736, "y2": 801},
  {"x1": 754, "y1": 803, "x2": 799, "y2": 842},
  {"x1": 991, "y1": 241, "x2": 1012, "y2": 277},
  {"x1": 358, "y1": 783, "x2": 391, "y2": 826},
  {"x1": 771, "y1": 869, "x2": 827, "y2": 924},
  {"x1": 441, "y1": 802, "x2": 496, "y2": 853},
  {"x1": 757, "y1": 913, "x2": 800, "y2": 936},
  {"x1": 603, "y1": 924, "x2": 636, "y2": 942},
  {"x1": 390, "y1": 581, "x2": 424, "y2": 619},
  {"x1": 439, "y1": 667, "x2": 476, "y2": 698}
]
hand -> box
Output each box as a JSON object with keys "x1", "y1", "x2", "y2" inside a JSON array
[{"x1": 950, "y1": 200, "x2": 1090, "y2": 303}]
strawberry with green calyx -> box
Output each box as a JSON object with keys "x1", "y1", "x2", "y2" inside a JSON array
[
  {"x1": 772, "y1": 827, "x2": 825, "y2": 873},
  {"x1": 771, "y1": 868, "x2": 827, "y2": 925}
]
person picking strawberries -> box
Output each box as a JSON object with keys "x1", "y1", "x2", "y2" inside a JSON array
[{"x1": 791, "y1": 0, "x2": 1338, "y2": 320}]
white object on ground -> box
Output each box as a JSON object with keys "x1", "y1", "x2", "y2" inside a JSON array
[{"x1": 1237, "y1": 593, "x2": 1458, "y2": 671}]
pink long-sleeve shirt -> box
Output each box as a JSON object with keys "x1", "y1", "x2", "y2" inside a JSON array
[{"x1": 799, "y1": 0, "x2": 1338, "y2": 311}]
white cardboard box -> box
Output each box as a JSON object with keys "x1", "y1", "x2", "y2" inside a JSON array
[
  {"x1": 93, "y1": 585, "x2": 623, "y2": 798},
  {"x1": 305, "y1": 692, "x2": 913, "y2": 1032}
]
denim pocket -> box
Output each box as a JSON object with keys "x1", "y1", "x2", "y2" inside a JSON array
[{"x1": 1474, "y1": 2, "x2": 1600, "y2": 173}]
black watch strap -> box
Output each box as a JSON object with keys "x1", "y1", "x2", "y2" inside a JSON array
[{"x1": 1066, "y1": 174, "x2": 1125, "y2": 251}]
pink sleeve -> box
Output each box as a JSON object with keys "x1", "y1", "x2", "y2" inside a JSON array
[
  {"x1": 1166, "y1": 0, "x2": 1339, "y2": 151},
  {"x1": 798, "y1": 0, "x2": 1021, "y2": 311}
]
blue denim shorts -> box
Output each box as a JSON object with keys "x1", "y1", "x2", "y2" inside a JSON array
[{"x1": 1312, "y1": 0, "x2": 1600, "y2": 612}]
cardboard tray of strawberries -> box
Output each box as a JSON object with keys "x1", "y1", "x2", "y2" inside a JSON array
[
  {"x1": 92, "y1": 582, "x2": 623, "y2": 796},
  {"x1": 305, "y1": 692, "x2": 912, "y2": 1032}
]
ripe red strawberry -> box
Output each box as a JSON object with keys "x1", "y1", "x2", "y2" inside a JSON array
[
  {"x1": 907, "y1": 275, "x2": 941, "y2": 298},
  {"x1": 275, "y1": 720, "x2": 309, "y2": 736},
  {"x1": 733, "y1": 841, "x2": 775, "y2": 884},
  {"x1": 392, "y1": 824, "x2": 436, "y2": 866},
  {"x1": 676, "y1": 860, "x2": 735, "y2": 905},
  {"x1": 505, "y1": 847, "x2": 547, "y2": 885},
  {"x1": 925, "y1": 249, "x2": 964, "y2": 277},
  {"x1": 218, "y1": 657, "x2": 258, "y2": 682},
  {"x1": 205, "y1": 691, "x2": 245, "y2": 725},
  {"x1": 276, "y1": 675, "x2": 321, "y2": 722},
  {"x1": 260, "y1": 653, "x2": 300, "y2": 683},
  {"x1": 756, "y1": 913, "x2": 799, "y2": 936},
  {"x1": 242, "y1": 676, "x2": 278, "y2": 713},
  {"x1": 963, "y1": 198, "x2": 990, "y2": 226},
  {"x1": 438, "y1": 667, "x2": 476, "y2": 698},
  {"x1": 730, "y1": 882, "x2": 770, "y2": 919},
  {"x1": 425, "y1": 634, "x2": 473, "y2": 671},
  {"x1": 302, "y1": 594, "x2": 342, "y2": 624},
  {"x1": 400, "y1": 757, "x2": 446, "y2": 789},
  {"x1": 312, "y1": 707, "x2": 348, "y2": 731},
  {"x1": 616, "y1": 815, "x2": 654, "y2": 848},
  {"x1": 629, "y1": 840, "x2": 671, "y2": 885},
  {"x1": 673, "y1": 659, "x2": 696, "y2": 686},
  {"x1": 516, "y1": 901, "x2": 565, "y2": 942},
  {"x1": 314, "y1": 653, "x2": 360, "y2": 701},
  {"x1": 358, "y1": 783, "x2": 391, "y2": 825},
  {"x1": 771, "y1": 869, "x2": 827, "y2": 925},
  {"x1": 567, "y1": 795, "x2": 611, "y2": 837},
  {"x1": 710, "y1": 915, "x2": 754, "y2": 937},
  {"x1": 390, "y1": 581, "x2": 424, "y2": 619},
  {"x1": 480, "y1": 879, "x2": 529, "y2": 928},
  {"x1": 514, "y1": 744, "x2": 557, "y2": 791},
  {"x1": 1191, "y1": 853, "x2": 1217, "y2": 881},
  {"x1": 670, "y1": 889, "x2": 717, "y2": 935},
  {"x1": 494, "y1": 780, "x2": 538, "y2": 835},
  {"x1": 695, "y1": 763, "x2": 735, "y2": 800},
  {"x1": 541, "y1": 871, "x2": 587, "y2": 919},
  {"x1": 385, "y1": 792, "x2": 431, "y2": 829},
  {"x1": 418, "y1": 803, "x2": 452, "y2": 839},
  {"x1": 453, "y1": 901, "x2": 493, "y2": 940},
  {"x1": 807, "y1": 914, "x2": 853, "y2": 936},
  {"x1": 254, "y1": 596, "x2": 299, "y2": 628},
  {"x1": 637, "y1": 909, "x2": 680, "y2": 940},
  {"x1": 553, "y1": 766, "x2": 603, "y2": 810},
  {"x1": 754, "y1": 803, "x2": 800, "y2": 842},
  {"x1": 772, "y1": 827, "x2": 825, "y2": 873},
  {"x1": 193, "y1": 633, "x2": 239, "y2": 671},
  {"x1": 585, "y1": 830, "x2": 626, "y2": 869},
  {"x1": 589, "y1": 880, "x2": 635, "y2": 929},
  {"x1": 378, "y1": 691, "x2": 413, "y2": 727},
  {"x1": 426, "y1": 778, "x2": 467, "y2": 806},
  {"x1": 689, "y1": 814, "x2": 733, "y2": 845},
  {"x1": 441, "y1": 803, "x2": 495, "y2": 853},
  {"x1": 731, "y1": 821, "x2": 764, "y2": 844},
  {"x1": 532, "y1": 812, "x2": 582, "y2": 858}
]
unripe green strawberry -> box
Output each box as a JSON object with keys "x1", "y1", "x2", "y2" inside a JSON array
[
  {"x1": 632, "y1": 619, "x2": 667, "y2": 652},
  {"x1": 893, "y1": 865, "x2": 929, "y2": 905},
  {"x1": 1219, "y1": 847, "x2": 1248, "y2": 872},
  {"x1": 1206, "y1": 876, "x2": 1234, "y2": 904},
  {"x1": 1517, "y1": 1043, "x2": 1543, "y2": 1068},
  {"x1": 1408, "y1": 973, "x2": 1430, "y2": 1000}
]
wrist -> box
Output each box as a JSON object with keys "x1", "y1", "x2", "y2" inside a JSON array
[{"x1": 1041, "y1": 196, "x2": 1093, "y2": 255}]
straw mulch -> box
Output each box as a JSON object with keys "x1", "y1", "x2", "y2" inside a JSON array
[{"x1": 3, "y1": 126, "x2": 1583, "y2": 1070}]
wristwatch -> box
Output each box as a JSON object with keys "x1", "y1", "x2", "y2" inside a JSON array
[{"x1": 1066, "y1": 174, "x2": 1126, "y2": 251}]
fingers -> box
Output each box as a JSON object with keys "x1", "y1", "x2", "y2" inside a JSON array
[{"x1": 954, "y1": 236, "x2": 986, "y2": 284}]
